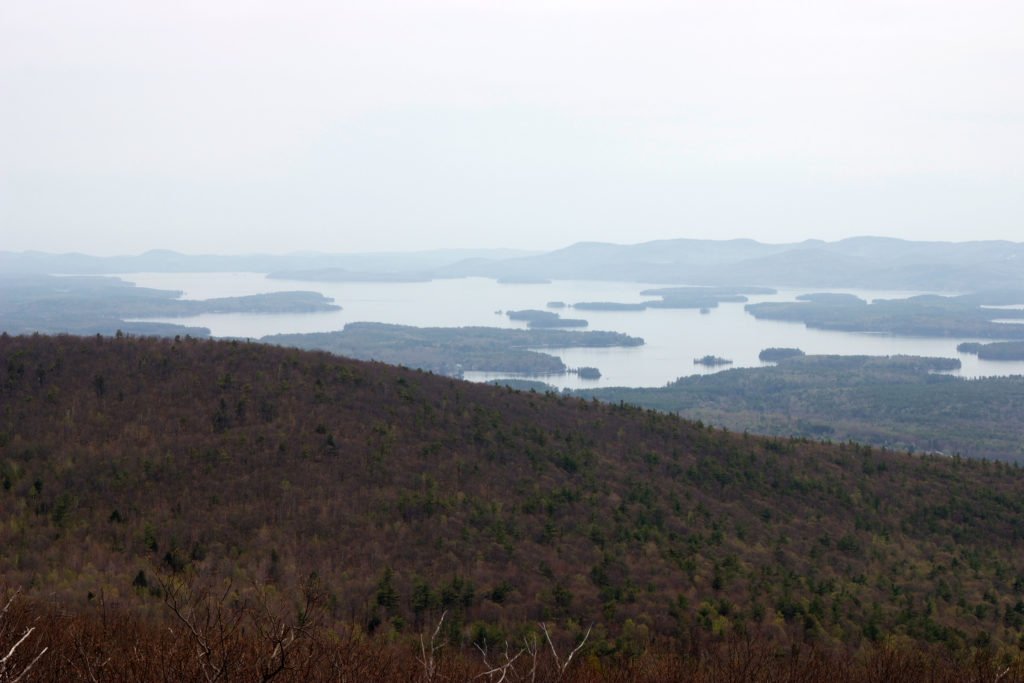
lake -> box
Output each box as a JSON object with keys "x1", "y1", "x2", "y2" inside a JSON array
[{"x1": 120, "y1": 272, "x2": 1024, "y2": 389}]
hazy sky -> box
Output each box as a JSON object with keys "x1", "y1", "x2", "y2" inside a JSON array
[{"x1": 2, "y1": 0, "x2": 1023, "y2": 255}]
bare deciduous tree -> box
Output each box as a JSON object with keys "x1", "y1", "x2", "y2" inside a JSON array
[
  {"x1": 417, "y1": 610, "x2": 446, "y2": 682},
  {"x1": 249, "y1": 574, "x2": 324, "y2": 681},
  {"x1": 158, "y1": 573, "x2": 246, "y2": 682},
  {"x1": 538, "y1": 622, "x2": 590, "y2": 680}
]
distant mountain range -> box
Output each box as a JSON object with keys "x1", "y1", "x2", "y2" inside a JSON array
[
  {"x1": 435, "y1": 237, "x2": 1024, "y2": 291},
  {"x1": 0, "y1": 247, "x2": 540, "y2": 276},
  {"x1": 3, "y1": 237, "x2": 1022, "y2": 291}
]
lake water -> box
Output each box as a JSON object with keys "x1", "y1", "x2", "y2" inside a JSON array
[{"x1": 120, "y1": 272, "x2": 1024, "y2": 389}]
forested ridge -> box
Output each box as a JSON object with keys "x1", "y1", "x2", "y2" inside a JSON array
[
  {"x1": 580, "y1": 355, "x2": 1024, "y2": 462},
  {"x1": 3, "y1": 333, "x2": 1024, "y2": 680}
]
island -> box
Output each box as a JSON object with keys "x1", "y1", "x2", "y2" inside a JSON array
[
  {"x1": 262, "y1": 323, "x2": 642, "y2": 377},
  {"x1": 759, "y1": 347, "x2": 806, "y2": 362},
  {"x1": 506, "y1": 309, "x2": 588, "y2": 328},
  {"x1": 745, "y1": 291, "x2": 1024, "y2": 339},
  {"x1": 571, "y1": 286, "x2": 777, "y2": 312},
  {"x1": 957, "y1": 341, "x2": 1024, "y2": 360},
  {"x1": 0, "y1": 274, "x2": 340, "y2": 337},
  {"x1": 694, "y1": 355, "x2": 733, "y2": 367}
]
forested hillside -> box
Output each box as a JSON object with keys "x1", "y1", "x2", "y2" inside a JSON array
[
  {"x1": 3, "y1": 333, "x2": 1024, "y2": 680},
  {"x1": 580, "y1": 355, "x2": 1024, "y2": 462}
]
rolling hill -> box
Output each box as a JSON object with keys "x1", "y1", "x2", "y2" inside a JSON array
[{"x1": 2, "y1": 333, "x2": 1024, "y2": 679}]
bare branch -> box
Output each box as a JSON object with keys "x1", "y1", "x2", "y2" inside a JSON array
[
  {"x1": 561, "y1": 625, "x2": 591, "y2": 671},
  {"x1": 523, "y1": 633, "x2": 539, "y2": 683},
  {"x1": 1, "y1": 627, "x2": 36, "y2": 666},
  {"x1": 537, "y1": 622, "x2": 591, "y2": 678},
  {"x1": 539, "y1": 622, "x2": 561, "y2": 672},
  {"x1": 8, "y1": 645, "x2": 48, "y2": 683},
  {"x1": 0, "y1": 590, "x2": 48, "y2": 683},
  {"x1": 157, "y1": 571, "x2": 245, "y2": 683},
  {"x1": 474, "y1": 640, "x2": 524, "y2": 682},
  {"x1": 417, "y1": 611, "x2": 446, "y2": 682},
  {"x1": 0, "y1": 591, "x2": 20, "y2": 621}
]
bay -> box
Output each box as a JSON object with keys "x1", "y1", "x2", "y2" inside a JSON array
[{"x1": 119, "y1": 272, "x2": 1024, "y2": 388}]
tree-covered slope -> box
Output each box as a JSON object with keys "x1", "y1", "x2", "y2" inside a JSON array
[
  {"x1": 578, "y1": 355, "x2": 1024, "y2": 462},
  {"x1": 2, "y1": 333, "x2": 1024, "y2": 661}
]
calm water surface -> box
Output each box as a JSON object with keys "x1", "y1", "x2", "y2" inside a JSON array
[{"x1": 120, "y1": 272, "x2": 1024, "y2": 389}]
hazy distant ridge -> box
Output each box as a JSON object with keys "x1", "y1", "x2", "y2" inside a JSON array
[
  {"x1": 4, "y1": 237, "x2": 1022, "y2": 290},
  {"x1": 0, "y1": 247, "x2": 540, "y2": 275},
  {"x1": 438, "y1": 237, "x2": 1024, "y2": 291}
]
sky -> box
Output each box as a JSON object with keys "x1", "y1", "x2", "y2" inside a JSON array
[{"x1": 2, "y1": 0, "x2": 1023, "y2": 255}]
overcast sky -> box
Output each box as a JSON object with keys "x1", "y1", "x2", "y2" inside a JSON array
[{"x1": 2, "y1": 0, "x2": 1022, "y2": 255}]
